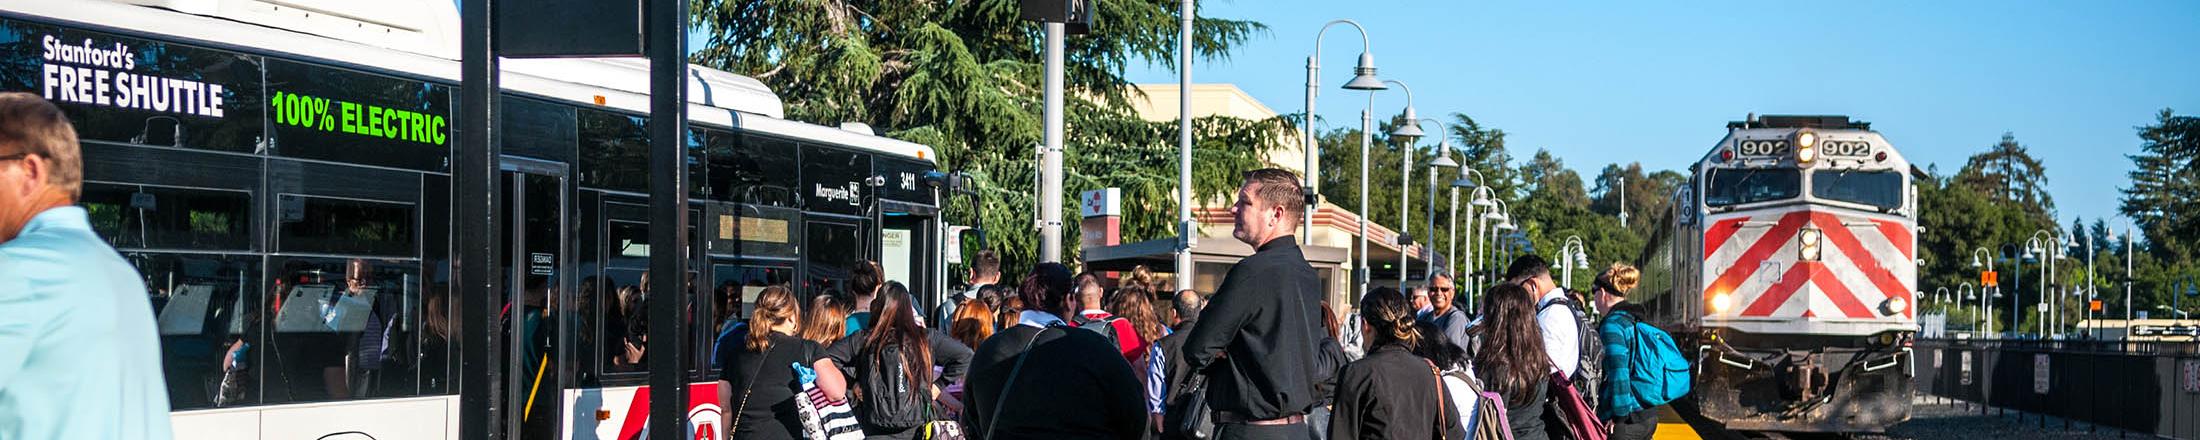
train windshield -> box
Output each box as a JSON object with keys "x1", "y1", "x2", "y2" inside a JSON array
[
  {"x1": 1703, "y1": 167, "x2": 1801, "y2": 207},
  {"x1": 1811, "y1": 169, "x2": 1905, "y2": 210}
]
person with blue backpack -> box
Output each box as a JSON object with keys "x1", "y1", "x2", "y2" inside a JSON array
[{"x1": 1592, "y1": 264, "x2": 1691, "y2": 440}]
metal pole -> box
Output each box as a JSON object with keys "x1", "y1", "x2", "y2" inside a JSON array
[
  {"x1": 1040, "y1": 22, "x2": 1066, "y2": 263},
  {"x1": 1174, "y1": 0, "x2": 1195, "y2": 291},
  {"x1": 1399, "y1": 127, "x2": 1411, "y2": 289},
  {"x1": 1303, "y1": 54, "x2": 1319, "y2": 246},
  {"x1": 1449, "y1": 185, "x2": 1459, "y2": 276},
  {"x1": 456, "y1": 0, "x2": 500, "y2": 436},
  {"x1": 646, "y1": 0, "x2": 692, "y2": 436},
  {"x1": 1358, "y1": 101, "x2": 1371, "y2": 295},
  {"x1": 2125, "y1": 226, "x2": 2133, "y2": 340},
  {"x1": 1618, "y1": 175, "x2": 1628, "y2": 228},
  {"x1": 1426, "y1": 158, "x2": 1438, "y2": 281}
]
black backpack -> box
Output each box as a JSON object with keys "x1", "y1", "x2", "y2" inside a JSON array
[
  {"x1": 853, "y1": 344, "x2": 928, "y2": 430},
  {"x1": 1074, "y1": 314, "x2": 1125, "y2": 350},
  {"x1": 1538, "y1": 294, "x2": 1603, "y2": 412}
]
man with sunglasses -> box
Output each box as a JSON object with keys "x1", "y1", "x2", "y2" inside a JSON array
[
  {"x1": 0, "y1": 92, "x2": 171, "y2": 439},
  {"x1": 1417, "y1": 271, "x2": 1473, "y2": 354}
]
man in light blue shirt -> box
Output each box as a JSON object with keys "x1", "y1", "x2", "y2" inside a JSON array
[{"x1": 0, "y1": 93, "x2": 172, "y2": 439}]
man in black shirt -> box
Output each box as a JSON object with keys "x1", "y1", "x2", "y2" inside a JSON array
[
  {"x1": 964, "y1": 262, "x2": 1146, "y2": 440},
  {"x1": 1180, "y1": 168, "x2": 1327, "y2": 440}
]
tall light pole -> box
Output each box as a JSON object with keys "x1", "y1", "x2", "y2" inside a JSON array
[
  {"x1": 1482, "y1": 198, "x2": 1510, "y2": 283},
  {"x1": 1173, "y1": 0, "x2": 1195, "y2": 290},
  {"x1": 1973, "y1": 247, "x2": 1996, "y2": 335},
  {"x1": 1617, "y1": 175, "x2": 1628, "y2": 228},
  {"x1": 1560, "y1": 235, "x2": 1588, "y2": 289},
  {"x1": 1419, "y1": 117, "x2": 1458, "y2": 281},
  {"x1": 1383, "y1": 79, "x2": 1422, "y2": 288},
  {"x1": 1039, "y1": 18, "x2": 1066, "y2": 263},
  {"x1": 1959, "y1": 282, "x2": 1977, "y2": 333},
  {"x1": 1304, "y1": 20, "x2": 1387, "y2": 248},
  {"x1": 1450, "y1": 169, "x2": 1485, "y2": 280},
  {"x1": 2025, "y1": 229, "x2": 2060, "y2": 338}
]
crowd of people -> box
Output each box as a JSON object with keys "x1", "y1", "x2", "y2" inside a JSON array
[
  {"x1": 712, "y1": 167, "x2": 1688, "y2": 440},
  {"x1": 0, "y1": 91, "x2": 1689, "y2": 440}
]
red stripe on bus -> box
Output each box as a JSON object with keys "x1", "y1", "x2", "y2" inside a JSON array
[
  {"x1": 1874, "y1": 219, "x2": 1914, "y2": 261},
  {"x1": 1741, "y1": 262, "x2": 1813, "y2": 316},
  {"x1": 618, "y1": 387, "x2": 651, "y2": 440},
  {"x1": 1703, "y1": 212, "x2": 1809, "y2": 304},
  {"x1": 1812, "y1": 213, "x2": 1912, "y2": 305},
  {"x1": 1702, "y1": 217, "x2": 1747, "y2": 259}
]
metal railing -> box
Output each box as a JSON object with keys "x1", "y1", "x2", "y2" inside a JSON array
[{"x1": 1913, "y1": 339, "x2": 2200, "y2": 439}]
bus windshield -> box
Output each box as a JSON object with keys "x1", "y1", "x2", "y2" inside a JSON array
[
  {"x1": 1704, "y1": 168, "x2": 1801, "y2": 207},
  {"x1": 1812, "y1": 169, "x2": 1905, "y2": 210}
]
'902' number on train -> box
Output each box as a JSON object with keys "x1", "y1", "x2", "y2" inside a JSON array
[{"x1": 1737, "y1": 140, "x2": 1790, "y2": 156}]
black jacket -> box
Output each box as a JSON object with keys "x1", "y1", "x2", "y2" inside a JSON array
[
  {"x1": 1328, "y1": 345, "x2": 1464, "y2": 440},
  {"x1": 1153, "y1": 318, "x2": 1199, "y2": 408},
  {"x1": 963, "y1": 324, "x2": 1148, "y2": 440},
  {"x1": 1179, "y1": 236, "x2": 1326, "y2": 420}
]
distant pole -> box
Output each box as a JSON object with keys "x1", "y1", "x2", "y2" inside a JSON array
[
  {"x1": 1174, "y1": 0, "x2": 1195, "y2": 291},
  {"x1": 2125, "y1": 225, "x2": 2133, "y2": 339},
  {"x1": 456, "y1": 0, "x2": 501, "y2": 436},
  {"x1": 1618, "y1": 175, "x2": 1628, "y2": 228},
  {"x1": 1358, "y1": 101, "x2": 1372, "y2": 295},
  {"x1": 646, "y1": 0, "x2": 692, "y2": 435}
]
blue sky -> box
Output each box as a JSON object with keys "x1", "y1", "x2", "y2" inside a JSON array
[{"x1": 1118, "y1": 0, "x2": 2200, "y2": 228}]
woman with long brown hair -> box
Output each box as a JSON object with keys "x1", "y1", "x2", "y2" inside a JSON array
[
  {"x1": 947, "y1": 298, "x2": 995, "y2": 351},
  {"x1": 825, "y1": 281, "x2": 974, "y2": 439},
  {"x1": 799, "y1": 291, "x2": 851, "y2": 346},
  {"x1": 1329, "y1": 286, "x2": 1463, "y2": 440},
  {"x1": 1475, "y1": 282, "x2": 1552, "y2": 440},
  {"x1": 716, "y1": 286, "x2": 848, "y2": 440}
]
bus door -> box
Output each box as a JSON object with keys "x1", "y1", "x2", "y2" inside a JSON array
[
  {"x1": 499, "y1": 157, "x2": 569, "y2": 439},
  {"x1": 878, "y1": 212, "x2": 937, "y2": 308}
]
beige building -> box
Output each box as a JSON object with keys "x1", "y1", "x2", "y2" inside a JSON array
[{"x1": 1080, "y1": 84, "x2": 1431, "y2": 312}]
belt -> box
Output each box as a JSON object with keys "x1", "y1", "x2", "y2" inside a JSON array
[{"x1": 1214, "y1": 411, "x2": 1306, "y2": 426}]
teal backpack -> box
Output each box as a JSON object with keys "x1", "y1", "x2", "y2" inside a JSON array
[{"x1": 1615, "y1": 311, "x2": 1692, "y2": 407}]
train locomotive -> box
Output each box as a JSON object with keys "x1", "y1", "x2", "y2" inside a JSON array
[{"x1": 1636, "y1": 115, "x2": 1919, "y2": 433}]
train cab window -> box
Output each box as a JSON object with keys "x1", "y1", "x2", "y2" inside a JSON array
[
  {"x1": 1811, "y1": 169, "x2": 1905, "y2": 210},
  {"x1": 81, "y1": 184, "x2": 253, "y2": 251},
  {"x1": 262, "y1": 257, "x2": 425, "y2": 404},
  {"x1": 276, "y1": 195, "x2": 417, "y2": 257},
  {"x1": 131, "y1": 253, "x2": 259, "y2": 410},
  {"x1": 1703, "y1": 168, "x2": 1801, "y2": 208}
]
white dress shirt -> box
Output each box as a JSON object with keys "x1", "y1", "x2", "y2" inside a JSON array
[{"x1": 1535, "y1": 285, "x2": 1581, "y2": 377}]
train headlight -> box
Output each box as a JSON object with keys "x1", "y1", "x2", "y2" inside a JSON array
[
  {"x1": 1710, "y1": 292, "x2": 1734, "y2": 314},
  {"x1": 1883, "y1": 296, "x2": 1910, "y2": 316},
  {"x1": 1794, "y1": 130, "x2": 1818, "y2": 164},
  {"x1": 1798, "y1": 227, "x2": 1824, "y2": 261}
]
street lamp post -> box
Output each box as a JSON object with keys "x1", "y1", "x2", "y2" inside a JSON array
[
  {"x1": 1973, "y1": 247, "x2": 1996, "y2": 336},
  {"x1": 1450, "y1": 169, "x2": 1486, "y2": 281},
  {"x1": 1481, "y1": 197, "x2": 1510, "y2": 286},
  {"x1": 1383, "y1": 79, "x2": 1422, "y2": 289},
  {"x1": 1959, "y1": 282, "x2": 1978, "y2": 333},
  {"x1": 1419, "y1": 118, "x2": 1458, "y2": 282},
  {"x1": 1304, "y1": 20, "x2": 1387, "y2": 248},
  {"x1": 1560, "y1": 236, "x2": 1589, "y2": 289}
]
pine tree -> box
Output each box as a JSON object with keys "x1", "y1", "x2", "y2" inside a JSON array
[
  {"x1": 2120, "y1": 109, "x2": 2200, "y2": 262},
  {"x1": 690, "y1": 0, "x2": 1279, "y2": 270}
]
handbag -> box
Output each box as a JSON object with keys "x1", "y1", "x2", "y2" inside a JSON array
[
  {"x1": 1165, "y1": 373, "x2": 1215, "y2": 440},
  {"x1": 1426, "y1": 360, "x2": 1451, "y2": 440},
  {"x1": 795, "y1": 362, "x2": 867, "y2": 440},
  {"x1": 920, "y1": 389, "x2": 967, "y2": 440},
  {"x1": 1546, "y1": 372, "x2": 1608, "y2": 440}
]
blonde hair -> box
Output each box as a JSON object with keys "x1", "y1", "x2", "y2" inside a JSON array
[
  {"x1": 1596, "y1": 263, "x2": 1641, "y2": 296},
  {"x1": 745, "y1": 286, "x2": 799, "y2": 351}
]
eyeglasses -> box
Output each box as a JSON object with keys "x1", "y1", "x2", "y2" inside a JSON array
[
  {"x1": 1433, "y1": 287, "x2": 1455, "y2": 293},
  {"x1": 0, "y1": 153, "x2": 28, "y2": 163}
]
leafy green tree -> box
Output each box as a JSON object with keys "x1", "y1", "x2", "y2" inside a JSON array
[{"x1": 689, "y1": 0, "x2": 1282, "y2": 271}]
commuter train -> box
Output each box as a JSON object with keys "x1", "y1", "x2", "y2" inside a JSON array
[
  {"x1": 2, "y1": 0, "x2": 967, "y2": 438},
  {"x1": 1635, "y1": 115, "x2": 1918, "y2": 433}
]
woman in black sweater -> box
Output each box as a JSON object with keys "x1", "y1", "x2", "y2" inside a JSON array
[
  {"x1": 827, "y1": 282, "x2": 975, "y2": 439},
  {"x1": 1328, "y1": 287, "x2": 1463, "y2": 440},
  {"x1": 1474, "y1": 283, "x2": 1551, "y2": 440}
]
